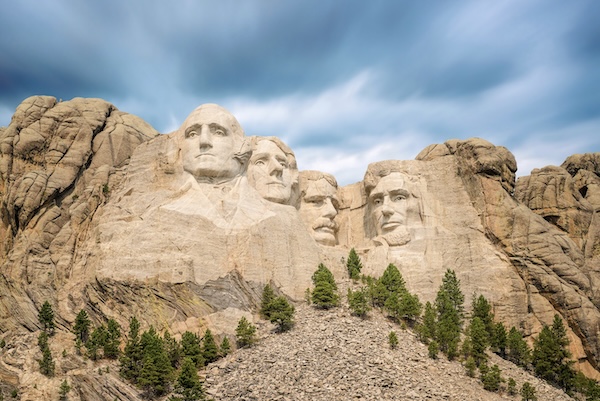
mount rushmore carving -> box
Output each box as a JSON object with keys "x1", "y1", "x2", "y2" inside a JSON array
[{"x1": 1, "y1": 96, "x2": 600, "y2": 379}]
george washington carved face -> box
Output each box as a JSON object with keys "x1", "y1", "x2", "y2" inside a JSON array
[{"x1": 180, "y1": 104, "x2": 246, "y2": 182}]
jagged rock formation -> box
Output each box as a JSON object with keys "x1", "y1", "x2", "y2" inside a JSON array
[{"x1": 0, "y1": 96, "x2": 599, "y2": 399}]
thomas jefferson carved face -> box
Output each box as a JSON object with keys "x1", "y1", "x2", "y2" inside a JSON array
[
  {"x1": 248, "y1": 139, "x2": 296, "y2": 204},
  {"x1": 299, "y1": 173, "x2": 339, "y2": 246},
  {"x1": 369, "y1": 172, "x2": 410, "y2": 236},
  {"x1": 180, "y1": 104, "x2": 244, "y2": 182}
]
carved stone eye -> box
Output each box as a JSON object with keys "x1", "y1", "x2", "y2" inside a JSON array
[
  {"x1": 187, "y1": 131, "x2": 198, "y2": 138},
  {"x1": 254, "y1": 159, "x2": 266, "y2": 166},
  {"x1": 214, "y1": 129, "x2": 226, "y2": 137},
  {"x1": 392, "y1": 194, "x2": 406, "y2": 202}
]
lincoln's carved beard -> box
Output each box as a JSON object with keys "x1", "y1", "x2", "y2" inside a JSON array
[{"x1": 375, "y1": 227, "x2": 411, "y2": 247}]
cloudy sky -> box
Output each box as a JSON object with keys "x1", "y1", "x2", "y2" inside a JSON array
[{"x1": 1, "y1": 0, "x2": 599, "y2": 185}]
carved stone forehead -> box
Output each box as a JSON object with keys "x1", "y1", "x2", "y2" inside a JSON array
[
  {"x1": 180, "y1": 104, "x2": 244, "y2": 138},
  {"x1": 299, "y1": 170, "x2": 338, "y2": 192}
]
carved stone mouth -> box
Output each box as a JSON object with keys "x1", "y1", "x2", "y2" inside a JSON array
[
  {"x1": 381, "y1": 221, "x2": 402, "y2": 231},
  {"x1": 315, "y1": 226, "x2": 335, "y2": 234}
]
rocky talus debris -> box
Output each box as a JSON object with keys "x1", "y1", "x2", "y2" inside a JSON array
[{"x1": 204, "y1": 282, "x2": 571, "y2": 401}]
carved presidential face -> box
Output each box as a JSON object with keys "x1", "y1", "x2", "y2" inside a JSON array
[
  {"x1": 369, "y1": 172, "x2": 410, "y2": 236},
  {"x1": 180, "y1": 105, "x2": 244, "y2": 181},
  {"x1": 248, "y1": 139, "x2": 295, "y2": 204},
  {"x1": 299, "y1": 177, "x2": 339, "y2": 246}
]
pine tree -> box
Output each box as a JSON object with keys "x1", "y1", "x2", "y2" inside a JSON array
[
  {"x1": 120, "y1": 316, "x2": 143, "y2": 382},
  {"x1": 103, "y1": 318, "x2": 121, "y2": 359},
  {"x1": 311, "y1": 264, "x2": 339, "y2": 309},
  {"x1": 201, "y1": 329, "x2": 219, "y2": 364},
  {"x1": 181, "y1": 331, "x2": 204, "y2": 368},
  {"x1": 260, "y1": 284, "x2": 276, "y2": 319},
  {"x1": 38, "y1": 341, "x2": 55, "y2": 376},
  {"x1": 532, "y1": 315, "x2": 574, "y2": 391},
  {"x1": 388, "y1": 331, "x2": 398, "y2": 350},
  {"x1": 38, "y1": 301, "x2": 55, "y2": 335},
  {"x1": 164, "y1": 331, "x2": 182, "y2": 369},
  {"x1": 491, "y1": 322, "x2": 507, "y2": 357},
  {"x1": 59, "y1": 379, "x2": 71, "y2": 400},
  {"x1": 346, "y1": 248, "x2": 363, "y2": 280},
  {"x1": 507, "y1": 326, "x2": 531, "y2": 367},
  {"x1": 267, "y1": 296, "x2": 295, "y2": 332},
  {"x1": 86, "y1": 324, "x2": 108, "y2": 360},
  {"x1": 482, "y1": 364, "x2": 503, "y2": 392},
  {"x1": 139, "y1": 326, "x2": 174, "y2": 397},
  {"x1": 428, "y1": 340, "x2": 439, "y2": 359},
  {"x1": 417, "y1": 301, "x2": 437, "y2": 343},
  {"x1": 73, "y1": 309, "x2": 91, "y2": 343},
  {"x1": 520, "y1": 382, "x2": 537, "y2": 401},
  {"x1": 169, "y1": 357, "x2": 207, "y2": 401},
  {"x1": 235, "y1": 317, "x2": 257, "y2": 348},
  {"x1": 471, "y1": 294, "x2": 494, "y2": 340},
  {"x1": 347, "y1": 287, "x2": 370, "y2": 318},
  {"x1": 434, "y1": 270, "x2": 464, "y2": 360},
  {"x1": 220, "y1": 336, "x2": 231, "y2": 357},
  {"x1": 465, "y1": 356, "x2": 477, "y2": 377},
  {"x1": 435, "y1": 291, "x2": 461, "y2": 359},
  {"x1": 468, "y1": 317, "x2": 489, "y2": 366}
]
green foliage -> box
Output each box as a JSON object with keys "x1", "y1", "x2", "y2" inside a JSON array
[
  {"x1": 235, "y1": 317, "x2": 257, "y2": 348},
  {"x1": 311, "y1": 264, "x2": 339, "y2": 309},
  {"x1": 388, "y1": 331, "x2": 398, "y2": 350},
  {"x1": 347, "y1": 287, "x2": 371, "y2": 318},
  {"x1": 0, "y1": 338, "x2": 5, "y2": 348},
  {"x1": 471, "y1": 294, "x2": 494, "y2": 340},
  {"x1": 573, "y1": 371, "x2": 600, "y2": 401},
  {"x1": 267, "y1": 296, "x2": 295, "y2": 332},
  {"x1": 417, "y1": 301, "x2": 436, "y2": 343},
  {"x1": 164, "y1": 331, "x2": 182, "y2": 369},
  {"x1": 38, "y1": 331, "x2": 49, "y2": 350},
  {"x1": 346, "y1": 248, "x2": 363, "y2": 280},
  {"x1": 120, "y1": 316, "x2": 143, "y2": 381},
  {"x1": 10, "y1": 389, "x2": 17, "y2": 399},
  {"x1": 260, "y1": 284, "x2": 276, "y2": 319},
  {"x1": 86, "y1": 325, "x2": 107, "y2": 360},
  {"x1": 138, "y1": 326, "x2": 174, "y2": 397},
  {"x1": 104, "y1": 319, "x2": 122, "y2": 359},
  {"x1": 181, "y1": 331, "x2": 205, "y2": 368},
  {"x1": 507, "y1": 378, "x2": 517, "y2": 396},
  {"x1": 38, "y1": 342, "x2": 55, "y2": 376},
  {"x1": 520, "y1": 382, "x2": 537, "y2": 401},
  {"x1": 435, "y1": 291, "x2": 461, "y2": 360},
  {"x1": 38, "y1": 301, "x2": 55, "y2": 335},
  {"x1": 220, "y1": 336, "x2": 231, "y2": 357},
  {"x1": 465, "y1": 356, "x2": 476, "y2": 377},
  {"x1": 59, "y1": 379, "x2": 71, "y2": 400},
  {"x1": 202, "y1": 329, "x2": 219, "y2": 364},
  {"x1": 532, "y1": 315, "x2": 575, "y2": 391},
  {"x1": 304, "y1": 288, "x2": 312, "y2": 305},
  {"x1": 491, "y1": 322, "x2": 507, "y2": 357},
  {"x1": 169, "y1": 357, "x2": 207, "y2": 401},
  {"x1": 434, "y1": 270, "x2": 464, "y2": 360},
  {"x1": 467, "y1": 317, "x2": 488, "y2": 366},
  {"x1": 428, "y1": 340, "x2": 439, "y2": 359},
  {"x1": 481, "y1": 364, "x2": 503, "y2": 392},
  {"x1": 73, "y1": 309, "x2": 91, "y2": 343},
  {"x1": 507, "y1": 326, "x2": 531, "y2": 367}
]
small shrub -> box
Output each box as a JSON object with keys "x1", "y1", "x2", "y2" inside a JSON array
[
  {"x1": 520, "y1": 382, "x2": 537, "y2": 401},
  {"x1": 220, "y1": 336, "x2": 231, "y2": 357},
  {"x1": 464, "y1": 356, "x2": 476, "y2": 378},
  {"x1": 59, "y1": 379, "x2": 71, "y2": 400},
  {"x1": 507, "y1": 378, "x2": 517, "y2": 395},
  {"x1": 428, "y1": 340, "x2": 439, "y2": 359},
  {"x1": 388, "y1": 331, "x2": 398, "y2": 350},
  {"x1": 482, "y1": 364, "x2": 503, "y2": 392}
]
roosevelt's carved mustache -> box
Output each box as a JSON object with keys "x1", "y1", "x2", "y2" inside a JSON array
[{"x1": 313, "y1": 218, "x2": 338, "y2": 232}]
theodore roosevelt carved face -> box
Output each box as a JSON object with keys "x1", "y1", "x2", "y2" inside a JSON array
[
  {"x1": 248, "y1": 137, "x2": 298, "y2": 205},
  {"x1": 298, "y1": 171, "x2": 339, "y2": 246},
  {"x1": 180, "y1": 104, "x2": 246, "y2": 183}
]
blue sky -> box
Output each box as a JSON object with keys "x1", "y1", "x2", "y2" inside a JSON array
[{"x1": 1, "y1": 0, "x2": 599, "y2": 185}]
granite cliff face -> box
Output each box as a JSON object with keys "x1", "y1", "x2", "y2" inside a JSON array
[{"x1": 0, "y1": 96, "x2": 598, "y2": 399}]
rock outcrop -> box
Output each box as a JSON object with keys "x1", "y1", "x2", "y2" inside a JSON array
[{"x1": 1, "y1": 96, "x2": 599, "y2": 399}]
